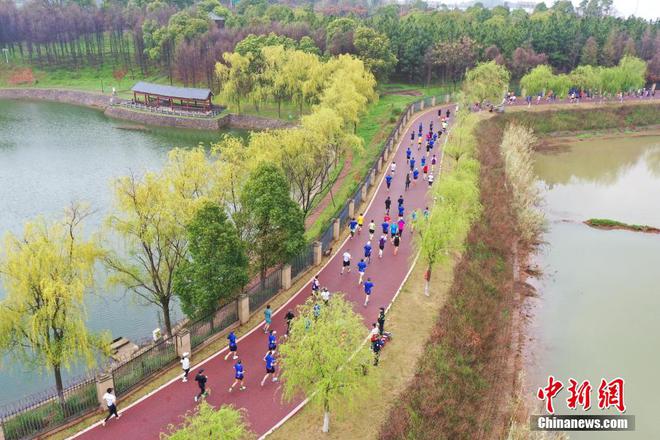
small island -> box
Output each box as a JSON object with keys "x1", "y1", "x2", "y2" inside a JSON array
[{"x1": 585, "y1": 218, "x2": 660, "y2": 234}]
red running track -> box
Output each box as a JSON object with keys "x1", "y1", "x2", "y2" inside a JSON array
[{"x1": 71, "y1": 106, "x2": 448, "y2": 440}]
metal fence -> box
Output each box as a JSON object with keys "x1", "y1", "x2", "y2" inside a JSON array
[
  {"x1": 290, "y1": 243, "x2": 315, "y2": 279},
  {"x1": 189, "y1": 301, "x2": 239, "y2": 350},
  {"x1": 112, "y1": 337, "x2": 177, "y2": 397},
  {"x1": 0, "y1": 92, "x2": 455, "y2": 440},
  {"x1": 248, "y1": 269, "x2": 282, "y2": 311},
  {"x1": 319, "y1": 223, "x2": 335, "y2": 253},
  {"x1": 0, "y1": 378, "x2": 97, "y2": 440}
]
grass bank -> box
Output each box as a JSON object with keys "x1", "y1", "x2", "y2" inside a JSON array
[{"x1": 500, "y1": 102, "x2": 660, "y2": 135}]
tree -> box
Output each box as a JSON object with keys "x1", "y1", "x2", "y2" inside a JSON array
[
  {"x1": 216, "y1": 51, "x2": 254, "y2": 113},
  {"x1": 520, "y1": 64, "x2": 554, "y2": 96},
  {"x1": 353, "y1": 26, "x2": 398, "y2": 81},
  {"x1": 160, "y1": 401, "x2": 253, "y2": 440},
  {"x1": 106, "y1": 149, "x2": 212, "y2": 336},
  {"x1": 508, "y1": 46, "x2": 548, "y2": 79},
  {"x1": 239, "y1": 164, "x2": 305, "y2": 283},
  {"x1": 279, "y1": 295, "x2": 374, "y2": 433},
  {"x1": 580, "y1": 36, "x2": 599, "y2": 66},
  {"x1": 173, "y1": 202, "x2": 248, "y2": 319},
  {"x1": 462, "y1": 61, "x2": 510, "y2": 105},
  {"x1": 0, "y1": 205, "x2": 109, "y2": 397}
]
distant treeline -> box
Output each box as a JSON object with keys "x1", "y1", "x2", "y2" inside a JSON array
[{"x1": 0, "y1": 0, "x2": 658, "y2": 87}]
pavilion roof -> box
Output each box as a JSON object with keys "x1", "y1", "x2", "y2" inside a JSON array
[{"x1": 131, "y1": 82, "x2": 212, "y2": 101}]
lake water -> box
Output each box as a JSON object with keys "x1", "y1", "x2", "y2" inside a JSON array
[
  {"x1": 529, "y1": 134, "x2": 660, "y2": 438},
  {"x1": 0, "y1": 99, "x2": 231, "y2": 406}
]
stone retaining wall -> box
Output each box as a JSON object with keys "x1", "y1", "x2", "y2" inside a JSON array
[
  {"x1": 0, "y1": 87, "x2": 296, "y2": 131},
  {"x1": 104, "y1": 106, "x2": 222, "y2": 130},
  {"x1": 222, "y1": 113, "x2": 295, "y2": 130},
  {"x1": 0, "y1": 88, "x2": 112, "y2": 109}
]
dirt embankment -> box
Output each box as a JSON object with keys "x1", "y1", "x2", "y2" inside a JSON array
[
  {"x1": 584, "y1": 219, "x2": 660, "y2": 234},
  {"x1": 379, "y1": 117, "x2": 529, "y2": 440}
]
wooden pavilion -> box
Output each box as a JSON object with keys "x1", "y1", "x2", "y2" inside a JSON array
[{"x1": 131, "y1": 82, "x2": 213, "y2": 112}]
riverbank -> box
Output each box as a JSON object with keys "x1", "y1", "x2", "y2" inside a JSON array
[{"x1": 0, "y1": 88, "x2": 294, "y2": 131}]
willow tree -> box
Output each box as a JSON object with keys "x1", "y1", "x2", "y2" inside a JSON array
[
  {"x1": 215, "y1": 51, "x2": 254, "y2": 113},
  {"x1": 0, "y1": 205, "x2": 109, "y2": 396},
  {"x1": 462, "y1": 60, "x2": 510, "y2": 105},
  {"x1": 520, "y1": 64, "x2": 555, "y2": 96},
  {"x1": 279, "y1": 295, "x2": 374, "y2": 433},
  {"x1": 106, "y1": 149, "x2": 212, "y2": 336},
  {"x1": 161, "y1": 401, "x2": 253, "y2": 440}
]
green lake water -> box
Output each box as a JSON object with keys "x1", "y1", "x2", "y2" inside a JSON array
[
  {"x1": 530, "y1": 134, "x2": 660, "y2": 438},
  {"x1": 0, "y1": 99, "x2": 239, "y2": 406}
]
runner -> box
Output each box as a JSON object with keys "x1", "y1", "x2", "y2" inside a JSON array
[
  {"x1": 224, "y1": 330, "x2": 238, "y2": 361},
  {"x1": 413, "y1": 168, "x2": 419, "y2": 185},
  {"x1": 437, "y1": 108, "x2": 442, "y2": 117},
  {"x1": 341, "y1": 250, "x2": 351, "y2": 274},
  {"x1": 389, "y1": 220, "x2": 399, "y2": 238},
  {"x1": 398, "y1": 203, "x2": 404, "y2": 218},
  {"x1": 446, "y1": 109, "x2": 450, "y2": 118},
  {"x1": 194, "y1": 369, "x2": 208, "y2": 401},
  {"x1": 263, "y1": 304, "x2": 272, "y2": 333},
  {"x1": 381, "y1": 218, "x2": 389, "y2": 236},
  {"x1": 357, "y1": 213, "x2": 364, "y2": 235},
  {"x1": 260, "y1": 350, "x2": 278, "y2": 387},
  {"x1": 423, "y1": 163, "x2": 429, "y2": 180},
  {"x1": 349, "y1": 217, "x2": 358, "y2": 239},
  {"x1": 406, "y1": 147, "x2": 412, "y2": 163},
  {"x1": 423, "y1": 206, "x2": 430, "y2": 220},
  {"x1": 285, "y1": 309, "x2": 295, "y2": 337},
  {"x1": 311, "y1": 274, "x2": 320, "y2": 295},
  {"x1": 357, "y1": 258, "x2": 368, "y2": 285},
  {"x1": 363, "y1": 277, "x2": 374, "y2": 307},
  {"x1": 411, "y1": 210, "x2": 418, "y2": 233},
  {"x1": 420, "y1": 155, "x2": 426, "y2": 169},
  {"x1": 409, "y1": 156, "x2": 415, "y2": 172},
  {"x1": 405, "y1": 172, "x2": 411, "y2": 191},
  {"x1": 428, "y1": 173, "x2": 434, "y2": 186},
  {"x1": 397, "y1": 217, "x2": 405, "y2": 235},
  {"x1": 392, "y1": 234, "x2": 401, "y2": 255},
  {"x1": 431, "y1": 154, "x2": 437, "y2": 172},
  {"x1": 397, "y1": 195, "x2": 404, "y2": 208},
  {"x1": 384, "y1": 212, "x2": 391, "y2": 224},
  {"x1": 268, "y1": 330, "x2": 278, "y2": 352},
  {"x1": 378, "y1": 234, "x2": 387, "y2": 258},
  {"x1": 384, "y1": 195, "x2": 391, "y2": 213},
  {"x1": 410, "y1": 131, "x2": 414, "y2": 141},
  {"x1": 364, "y1": 241, "x2": 373, "y2": 263},
  {"x1": 390, "y1": 161, "x2": 396, "y2": 174},
  {"x1": 180, "y1": 352, "x2": 190, "y2": 383},
  {"x1": 368, "y1": 219, "x2": 376, "y2": 240},
  {"x1": 228, "y1": 361, "x2": 246, "y2": 392},
  {"x1": 385, "y1": 174, "x2": 392, "y2": 191},
  {"x1": 417, "y1": 136, "x2": 422, "y2": 150},
  {"x1": 101, "y1": 388, "x2": 120, "y2": 426}
]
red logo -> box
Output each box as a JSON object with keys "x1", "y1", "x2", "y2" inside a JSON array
[{"x1": 537, "y1": 376, "x2": 626, "y2": 414}]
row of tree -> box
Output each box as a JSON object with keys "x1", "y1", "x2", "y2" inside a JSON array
[
  {"x1": 1, "y1": 0, "x2": 658, "y2": 88},
  {"x1": 520, "y1": 55, "x2": 648, "y2": 97}
]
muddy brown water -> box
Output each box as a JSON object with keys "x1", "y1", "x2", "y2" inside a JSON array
[{"x1": 527, "y1": 134, "x2": 660, "y2": 438}]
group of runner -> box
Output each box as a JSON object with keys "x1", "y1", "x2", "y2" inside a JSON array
[{"x1": 99, "y1": 110, "x2": 450, "y2": 429}]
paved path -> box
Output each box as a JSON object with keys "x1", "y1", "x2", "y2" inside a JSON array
[{"x1": 71, "y1": 106, "x2": 447, "y2": 440}]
